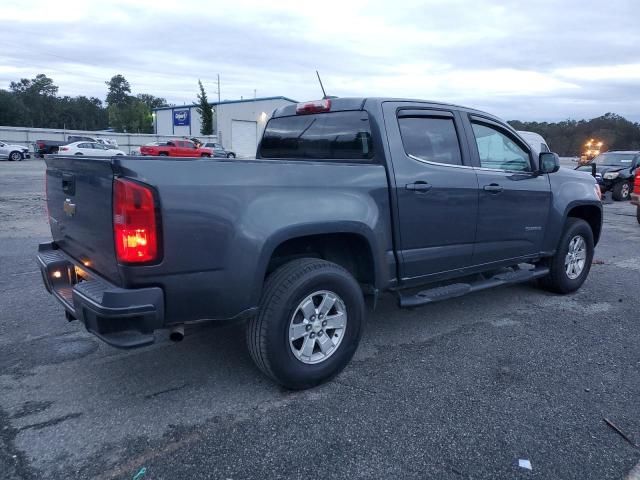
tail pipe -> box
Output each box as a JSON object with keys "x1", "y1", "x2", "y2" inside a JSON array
[{"x1": 169, "y1": 324, "x2": 184, "y2": 342}]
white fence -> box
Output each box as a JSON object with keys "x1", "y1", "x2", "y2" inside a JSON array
[{"x1": 0, "y1": 125, "x2": 217, "y2": 154}]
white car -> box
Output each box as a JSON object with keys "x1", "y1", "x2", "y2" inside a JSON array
[
  {"x1": 58, "y1": 141, "x2": 126, "y2": 157},
  {"x1": 0, "y1": 141, "x2": 31, "y2": 161}
]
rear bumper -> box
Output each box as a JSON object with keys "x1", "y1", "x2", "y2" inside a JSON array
[{"x1": 37, "y1": 242, "x2": 164, "y2": 348}]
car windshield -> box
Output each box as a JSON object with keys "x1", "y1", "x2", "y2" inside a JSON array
[{"x1": 593, "y1": 153, "x2": 635, "y2": 166}]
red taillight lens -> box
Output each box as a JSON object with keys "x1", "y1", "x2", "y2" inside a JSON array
[
  {"x1": 59, "y1": 146, "x2": 69, "y2": 151},
  {"x1": 634, "y1": 171, "x2": 640, "y2": 194},
  {"x1": 296, "y1": 99, "x2": 331, "y2": 114},
  {"x1": 113, "y1": 178, "x2": 159, "y2": 263}
]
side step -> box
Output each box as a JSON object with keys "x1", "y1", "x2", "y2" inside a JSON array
[{"x1": 398, "y1": 266, "x2": 549, "y2": 308}]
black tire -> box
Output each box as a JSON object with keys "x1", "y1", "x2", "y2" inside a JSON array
[
  {"x1": 200, "y1": 153, "x2": 211, "y2": 158},
  {"x1": 158, "y1": 152, "x2": 168, "y2": 156},
  {"x1": 74, "y1": 152, "x2": 83, "y2": 156},
  {"x1": 247, "y1": 258, "x2": 365, "y2": 389},
  {"x1": 9, "y1": 151, "x2": 22, "y2": 162},
  {"x1": 227, "y1": 153, "x2": 235, "y2": 158},
  {"x1": 538, "y1": 218, "x2": 594, "y2": 294},
  {"x1": 611, "y1": 181, "x2": 631, "y2": 201}
]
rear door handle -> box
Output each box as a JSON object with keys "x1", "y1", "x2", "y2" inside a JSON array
[
  {"x1": 406, "y1": 182, "x2": 432, "y2": 192},
  {"x1": 483, "y1": 184, "x2": 503, "y2": 194}
]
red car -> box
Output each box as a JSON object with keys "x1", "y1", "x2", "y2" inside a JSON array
[
  {"x1": 631, "y1": 168, "x2": 640, "y2": 224},
  {"x1": 139, "y1": 140, "x2": 212, "y2": 157}
]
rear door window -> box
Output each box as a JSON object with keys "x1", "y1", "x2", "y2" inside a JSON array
[
  {"x1": 260, "y1": 111, "x2": 374, "y2": 160},
  {"x1": 398, "y1": 117, "x2": 462, "y2": 166}
]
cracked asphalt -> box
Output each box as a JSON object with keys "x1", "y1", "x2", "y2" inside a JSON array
[{"x1": 1, "y1": 160, "x2": 639, "y2": 479}]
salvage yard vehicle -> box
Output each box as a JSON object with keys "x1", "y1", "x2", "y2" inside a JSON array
[
  {"x1": 203, "y1": 142, "x2": 236, "y2": 158},
  {"x1": 58, "y1": 141, "x2": 126, "y2": 157},
  {"x1": 35, "y1": 136, "x2": 119, "y2": 157},
  {"x1": 37, "y1": 97, "x2": 603, "y2": 389},
  {"x1": 139, "y1": 139, "x2": 213, "y2": 157},
  {"x1": 0, "y1": 140, "x2": 31, "y2": 161},
  {"x1": 631, "y1": 167, "x2": 640, "y2": 224},
  {"x1": 578, "y1": 151, "x2": 639, "y2": 201}
]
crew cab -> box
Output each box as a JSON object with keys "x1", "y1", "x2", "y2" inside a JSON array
[
  {"x1": 37, "y1": 97, "x2": 602, "y2": 389},
  {"x1": 139, "y1": 140, "x2": 213, "y2": 157}
]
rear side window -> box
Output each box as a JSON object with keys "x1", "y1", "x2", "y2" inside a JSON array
[
  {"x1": 398, "y1": 117, "x2": 462, "y2": 166},
  {"x1": 260, "y1": 111, "x2": 374, "y2": 160}
]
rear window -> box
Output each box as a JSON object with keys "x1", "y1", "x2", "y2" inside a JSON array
[
  {"x1": 259, "y1": 111, "x2": 374, "y2": 160},
  {"x1": 398, "y1": 116, "x2": 462, "y2": 166}
]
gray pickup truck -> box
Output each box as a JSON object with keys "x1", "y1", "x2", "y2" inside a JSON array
[{"x1": 37, "y1": 97, "x2": 602, "y2": 389}]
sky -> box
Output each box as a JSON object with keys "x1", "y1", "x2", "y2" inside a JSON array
[{"x1": 1, "y1": 0, "x2": 639, "y2": 121}]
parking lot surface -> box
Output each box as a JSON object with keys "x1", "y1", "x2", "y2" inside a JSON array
[{"x1": 1, "y1": 160, "x2": 639, "y2": 479}]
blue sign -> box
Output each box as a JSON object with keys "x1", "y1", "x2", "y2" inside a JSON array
[{"x1": 173, "y1": 109, "x2": 190, "y2": 126}]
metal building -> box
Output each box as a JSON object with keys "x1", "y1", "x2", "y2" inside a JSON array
[{"x1": 152, "y1": 96, "x2": 296, "y2": 157}]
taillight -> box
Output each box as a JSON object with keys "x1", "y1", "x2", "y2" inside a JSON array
[
  {"x1": 634, "y1": 171, "x2": 640, "y2": 194},
  {"x1": 59, "y1": 146, "x2": 69, "y2": 151},
  {"x1": 113, "y1": 178, "x2": 160, "y2": 263},
  {"x1": 296, "y1": 99, "x2": 331, "y2": 114}
]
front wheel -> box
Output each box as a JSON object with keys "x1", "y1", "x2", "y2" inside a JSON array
[
  {"x1": 247, "y1": 258, "x2": 365, "y2": 389},
  {"x1": 538, "y1": 218, "x2": 594, "y2": 294},
  {"x1": 9, "y1": 151, "x2": 22, "y2": 161},
  {"x1": 612, "y1": 181, "x2": 631, "y2": 201}
]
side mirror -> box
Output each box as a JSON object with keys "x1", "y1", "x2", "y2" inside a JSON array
[{"x1": 539, "y1": 152, "x2": 560, "y2": 174}]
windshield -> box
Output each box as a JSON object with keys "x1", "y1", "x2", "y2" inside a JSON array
[{"x1": 593, "y1": 153, "x2": 636, "y2": 166}]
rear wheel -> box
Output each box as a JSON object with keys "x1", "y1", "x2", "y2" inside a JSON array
[
  {"x1": 247, "y1": 258, "x2": 365, "y2": 389},
  {"x1": 227, "y1": 153, "x2": 235, "y2": 158},
  {"x1": 200, "y1": 153, "x2": 211, "y2": 158},
  {"x1": 74, "y1": 152, "x2": 83, "y2": 156},
  {"x1": 538, "y1": 218, "x2": 594, "y2": 293},
  {"x1": 612, "y1": 181, "x2": 631, "y2": 201},
  {"x1": 9, "y1": 151, "x2": 22, "y2": 161}
]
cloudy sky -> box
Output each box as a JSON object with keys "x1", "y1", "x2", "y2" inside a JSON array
[{"x1": 2, "y1": 0, "x2": 639, "y2": 121}]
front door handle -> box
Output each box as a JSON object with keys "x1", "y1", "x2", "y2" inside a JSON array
[
  {"x1": 406, "y1": 181, "x2": 432, "y2": 192},
  {"x1": 483, "y1": 184, "x2": 503, "y2": 194}
]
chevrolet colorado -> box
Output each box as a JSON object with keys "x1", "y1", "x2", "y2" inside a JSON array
[{"x1": 37, "y1": 97, "x2": 602, "y2": 389}]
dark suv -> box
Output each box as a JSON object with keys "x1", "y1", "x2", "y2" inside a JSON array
[{"x1": 579, "y1": 151, "x2": 640, "y2": 201}]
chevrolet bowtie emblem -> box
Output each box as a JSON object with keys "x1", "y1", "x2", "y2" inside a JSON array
[{"x1": 63, "y1": 198, "x2": 76, "y2": 217}]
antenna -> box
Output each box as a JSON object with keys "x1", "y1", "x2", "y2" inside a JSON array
[{"x1": 316, "y1": 70, "x2": 327, "y2": 99}]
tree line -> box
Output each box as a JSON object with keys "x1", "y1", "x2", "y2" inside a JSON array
[
  {"x1": 0, "y1": 74, "x2": 215, "y2": 135},
  {"x1": 509, "y1": 113, "x2": 640, "y2": 156},
  {"x1": 1, "y1": 74, "x2": 638, "y2": 149}
]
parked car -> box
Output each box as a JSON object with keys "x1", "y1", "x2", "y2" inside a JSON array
[
  {"x1": 577, "y1": 151, "x2": 639, "y2": 201},
  {"x1": 516, "y1": 130, "x2": 550, "y2": 155},
  {"x1": 37, "y1": 97, "x2": 602, "y2": 389},
  {"x1": 631, "y1": 167, "x2": 640, "y2": 224},
  {"x1": 35, "y1": 136, "x2": 118, "y2": 157},
  {"x1": 130, "y1": 142, "x2": 167, "y2": 156},
  {"x1": 0, "y1": 141, "x2": 31, "y2": 161},
  {"x1": 57, "y1": 141, "x2": 126, "y2": 157},
  {"x1": 203, "y1": 142, "x2": 236, "y2": 158},
  {"x1": 139, "y1": 140, "x2": 212, "y2": 157}
]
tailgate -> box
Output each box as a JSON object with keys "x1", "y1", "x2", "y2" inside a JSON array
[{"x1": 45, "y1": 156, "x2": 121, "y2": 285}]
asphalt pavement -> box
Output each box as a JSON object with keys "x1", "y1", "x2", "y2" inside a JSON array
[{"x1": 1, "y1": 160, "x2": 639, "y2": 480}]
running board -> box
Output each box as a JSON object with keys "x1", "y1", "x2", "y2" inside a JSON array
[{"x1": 398, "y1": 266, "x2": 550, "y2": 308}]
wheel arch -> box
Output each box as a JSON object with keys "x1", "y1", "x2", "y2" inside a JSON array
[
  {"x1": 566, "y1": 202, "x2": 602, "y2": 245},
  {"x1": 253, "y1": 224, "x2": 380, "y2": 304}
]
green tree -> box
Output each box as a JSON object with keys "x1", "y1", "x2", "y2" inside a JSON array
[
  {"x1": 136, "y1": 93, "x2": 167, "y2": 110},
  {"x1": 0, "y1": 89, "x2": 27, "y2": 126},
  {"x1": 196, "y1": 80, "x2": 214, "y2": 135},
  {"x1": 105, "y1": 74, "x2": 131, "y2": 107}
]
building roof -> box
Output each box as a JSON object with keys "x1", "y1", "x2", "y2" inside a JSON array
[{"x1": 152, "y1": 96, "x2": 297, "y2": 112}]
